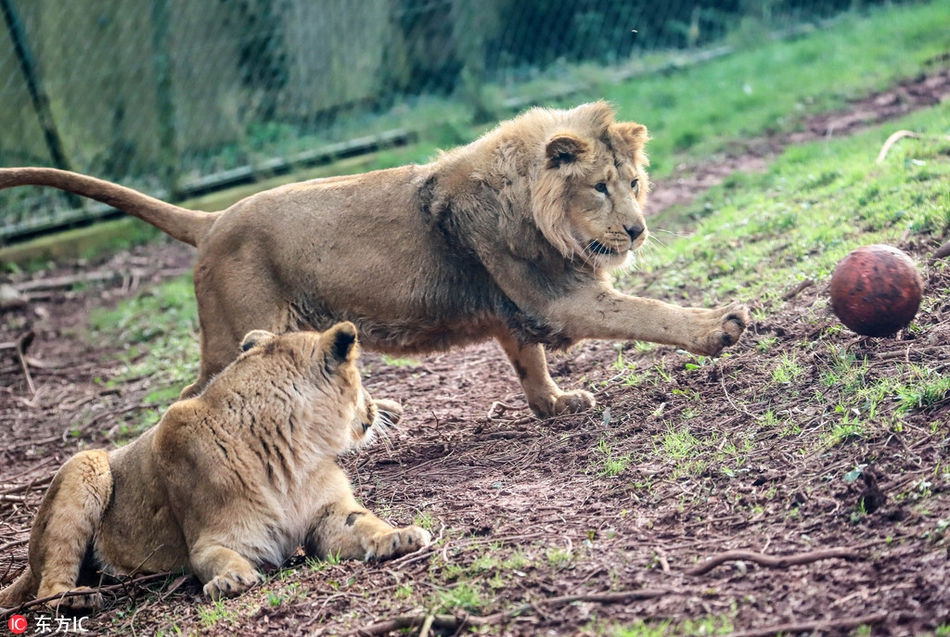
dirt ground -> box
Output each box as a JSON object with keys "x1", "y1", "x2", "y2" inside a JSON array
[{"x1": 1, "y1": 69, "x2": 949, "y2": 636}]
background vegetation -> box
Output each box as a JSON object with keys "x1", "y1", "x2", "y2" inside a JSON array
[{"x1": 0, "y1": 0, "x2": 925, "y2": 242}]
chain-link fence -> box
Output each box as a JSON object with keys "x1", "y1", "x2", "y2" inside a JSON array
[{"x1": 0, "y1": 0, "x2": 890, "y2": 243}]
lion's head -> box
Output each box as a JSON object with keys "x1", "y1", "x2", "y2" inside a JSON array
[
  {"x1": 520, "y1": 102, "x2": 650, "y2": 268},
  {"x1": 235, "y1": 324, "x2": 400, "y2": 453}
]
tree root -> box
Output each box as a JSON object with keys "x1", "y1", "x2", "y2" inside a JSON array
[
  {"x1": 0, "y1": 572, "x2": 187, "y2": 619},
  {"x1": 686, "y1": 546, "x2": 858, "y2": 576},
  {"x1": 724, "y1": 610, "x2": 888, "y2": 637},
  {"x1": 350, "y1": 588, "x2": 673, "y2": 636}
]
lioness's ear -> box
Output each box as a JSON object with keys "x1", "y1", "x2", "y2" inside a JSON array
[
  {"x1": 240, "y1": 330, "x2": 276, "y2": 352},
  {"x1": 609, "y1": 122, "x2": 650, "y2": 163},
  {"x1": 321, "y1": 321, "x2": 359, "y2": 370},
  {"x1": 545, "y1": 134, "x2": 590, "y2": 169}
]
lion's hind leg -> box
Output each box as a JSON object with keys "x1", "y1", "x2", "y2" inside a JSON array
[{"x1": 29, "y1": 450, "x2": 113, "y2": 610}]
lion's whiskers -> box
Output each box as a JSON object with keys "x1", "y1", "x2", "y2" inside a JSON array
[
  {"x1": 641, "y1": 233, "x2": 677, "y2": 267},
  {"x1": 652, "y1": 227, "x2": 690, "y2": 238},
  {"x1": 370, "y1": 412, "x2": 397, "y2": 450}
]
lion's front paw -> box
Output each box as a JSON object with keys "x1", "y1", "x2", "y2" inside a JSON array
[
  {"x1": 366, "y1": 525, "x2": 432, "y2": 561},
  {"x1": 554, "y1": 390, "x2": 596, "y2": 416},
  {"x1": 690, "y1": 303, "x2": 750, "y2": 356},
  {"x1": 529, "y1": 389, "x2": 596, "y2": 418},
  {"x1": 203, "y1": 567, "x2": 262, "y2": 600}
]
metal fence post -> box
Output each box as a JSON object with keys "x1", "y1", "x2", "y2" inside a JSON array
[
  {"x1": 150, "y1": 0, "x2": 179, "y2": 200},
  {"x1": 0, "y1": 0, "x2": 80, "y2": 209}
]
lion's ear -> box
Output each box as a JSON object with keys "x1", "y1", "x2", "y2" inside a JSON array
[
  {"x1": 545, "y1": 134, "x2": 590, "y2": 169},
  {"x1": 240, "y1": 330, "x2": 276, "y2": 352},
  {"x1": 609, "y1": 123, "x2": 650, "y2": 162},
  {"x1": 321, "y1": 321, "x2": 359, "y2": 370}
]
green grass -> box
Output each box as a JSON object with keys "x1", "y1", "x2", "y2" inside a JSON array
[
  {"x1": 327, "y1": 1, "x2": 950, "y2": 182},
  {"x1": 432, "y1": 581, "x2": 487, "y2": 613},
  {"x1": 772, "y1": 352, "x2": 806, "y2": 384},
  {"x1": 896, "y1": 366, "x2": 950, "y2": 413},
  {"x1": 658, "y1": 423, "x2": 701, "y2": 459},
  {"x1": 628, "y1": 102, "x2": 950, "y2": 308},
  {"x1": 196, "y1": 600, "x2": 236, "y2": 627},
  {"x1": 88, "y1": 275, "x2": 200, "y2": 433},
  {"x1": 592, "y1": 438, "x2": 633, "y2": 478},
  {"x1": 380, "y1": 354, "x2": 422, "y2": 368},
  {"x1": 297, "y1": 1, "x2": 950, "y2": 183},
  {"x1": 615, "y1": 99, "x2": 948, "y2": 455},
  {"x1": 598, "y1": 2, "x2": 950, "y2": 177},
  {"x1": 604, "y1": 614, "x2": 735, "y2": 637}
]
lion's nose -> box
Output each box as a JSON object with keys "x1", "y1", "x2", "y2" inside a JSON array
[{"x1": 625, "y1": 224, "x2": 645, "y2": 241}]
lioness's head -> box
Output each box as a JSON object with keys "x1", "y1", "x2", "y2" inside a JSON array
[
  {"x1": 238, "y1": 324, "x2": 401, "y2": 453},
  {"x1": 529, "y1": 101, "x2": 650, "y2": 268}
]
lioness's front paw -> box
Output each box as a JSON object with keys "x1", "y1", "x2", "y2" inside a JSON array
[
  {"x1": 43, "y1": 586, "x2": 102, "y2": 611},
  {"x1": 366, "y1": 525, "x2": 432, "y2": 561},
  {"x1": 203, "y1": 567, "x2": 262, "y2": 600},
  {"x1": 690, "y1": 303, "x2": 750, "y2": 356}
]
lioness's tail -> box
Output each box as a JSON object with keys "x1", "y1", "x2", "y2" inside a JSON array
[
  {"x1": 0, "y1": 167, "x2": 215, "y2": 247},
  {"x1": 0, "y1": 565, "x2": 37, "y2": 610}
]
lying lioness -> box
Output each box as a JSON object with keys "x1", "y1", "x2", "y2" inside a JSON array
[
  {"x1": 0, "y1": 324, "x2": 431, "y2": 610},
  {"x1": 0, "y1": 101, "x2": 749, "y2": 417}
]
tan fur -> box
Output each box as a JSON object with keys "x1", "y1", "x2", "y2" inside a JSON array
[
  {"x1": 0, "y1": 101, "x2": 750, "y2": 417},
  {"x1": 0, "y1": 324, "x2": 430, "y2": 611}
]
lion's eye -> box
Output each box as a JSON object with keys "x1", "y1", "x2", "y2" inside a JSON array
[
  {"x1": 631, "y1": 179, "x2": 639, "y2": 191},
  {"x1": 594, "y1": 182, "x2": 608, "y2": 195}
]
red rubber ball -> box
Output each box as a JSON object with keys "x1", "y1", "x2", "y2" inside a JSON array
[{"x1": 829, "y1": 245, "x2": 923, "y2": 337}]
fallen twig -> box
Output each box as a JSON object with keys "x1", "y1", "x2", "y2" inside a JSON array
[
  {"x1": 723, "y1": 610, "x2": 888, "y2": 637},
  {"x1": 0, "y1": 571, "x2": 183, "y2": 619},
  {"x1": 781, "y1": 278, "x2": 814, "y2": 301},
  {"x1": 15, "y1": 331, "x2": 36, "y2": 395},
  {"x1": 351, "y1": 588, "x2": 675, "y2": 635},
  {"x1": 0, "y1": 455, "x2": 59, "y2": 485},
  {"x1": 932, "y1": 239, "x2": 950, "y2": 260},
  {"x1": 720, "y1": 371, "x2": 759, "y2": 422},
  {"x1": 487, "y1": 401, "x2": 521, "y2": 419},
  {"x1": 66, "y1": 403, "x2": 147, "y2": 442},
  {"x1": 12, "y1": 270, "x2": 138, "y2": 293},
  {"x1": 0, "y1": 538, "x2": 29, "y2": 552},
  {"x1": 687, "y1": 546, "x2": 858, "y2": 576},
  {"x1": 386, "y1": 522, "x2": 445, "y2": 568},
  {"x1": 10, "y1": 267, "x2": 191, "y2": 294},
  {"x1": 416, "y1": 614, "x2": 436, "y2": 637},
  {"x1": 876, "y1": 130, "x2": 918, "y2": 163}
]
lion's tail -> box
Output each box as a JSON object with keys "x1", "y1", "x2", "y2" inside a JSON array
[
  {"x1": 0, "y1": 565, "x2": 37, "y2": 610},
  {"x1": 0, "y1": 167, "x2": 215, "y2": 247}
]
